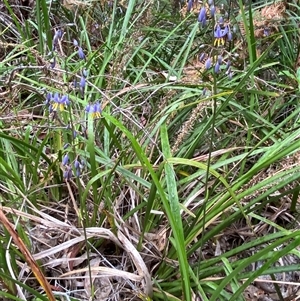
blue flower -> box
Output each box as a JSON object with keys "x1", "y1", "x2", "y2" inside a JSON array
[
  {"x1": 264, "y1": 27, "x2": 270, "y2": 37},
  {"x1": 79, "y1": 76, "x2": 86, "y2": 97},
  {"x1": 214, "y1": 24, "x2": 228, "y2": 46},
  {"x1": 86, "y1": 102, "x2": 102, "y2": 119},
  {"x1": 51, "y1": 94, "x2": 70, "y2": 111},
  {"x1": 61, "y1": 95, "x2": 70, "y2": 106}
]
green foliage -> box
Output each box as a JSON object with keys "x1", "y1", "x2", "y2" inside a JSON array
[{"x1": 0, "y1": 0, "x2": 300, "y2": 300}]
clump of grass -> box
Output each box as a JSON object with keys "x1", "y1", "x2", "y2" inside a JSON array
[{"x1": 0, "y1": 0, "x2": 300, "y2": 300}]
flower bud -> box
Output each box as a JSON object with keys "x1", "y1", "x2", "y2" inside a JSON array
[
  {"x1": 74, "y1": 160, "x2": 80, "y2": 169},
  {"x1": 62, "y1": 154, "x2": 69, "y2": 166},
  {"x1": 63, "y1": 167, "x2": 73, "y2": 181},
  {"x1": 199, "y1": 53, "x2": 206, "y2": 62},
  {"x1": 210, "y1": 5, "x2": 215, "y2": 18},
  {"x1": 227, "y1": 25, "x2": 233, "y2": 41},
  {"x1": 73, "y1": 79, "x2": 78, "y2": 88},
  {"x1": 187, "y1": 0, "x2": 193, "y2": 12},
  {"x1": 56, "y1": 29, "x2": 63, "y2": 39},
  {"x1": 45, "y1": 92, "x2": 52, "y2": 105},
  {"x1": 214, "y1": 61, "x2": 220, "y2": 73},
  {"x1": 53, "y1": 29, "x2": 63, "y2": 50},
  {"x1": 226, "y1": 60, "x2": 231, "y2": 70},
  {"x1": 205, "y1": 58, "x2": 212, "y2": 70},
  {"x1": 79, "y1": 76, "x2": 86, "y2": 89},
  {"x1": 73, "y1": 39, "x2": 79, "y2": 47},
  {"x1": 198, "y1": 7, "x2": 206, "y2": 23},
  {"x1": 264, "y1": 27, "x2": 270, "y2": 36},
  {"x1": 78, "y1": 47, "x2": 85, "y2": 60},
  {"x1": 82, "y1": 69, "x2": 88, "y2": 78},
  {"x1": 217, "y1": 55, "x2": 222, "y2": 64}
]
